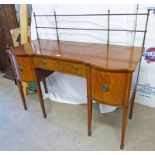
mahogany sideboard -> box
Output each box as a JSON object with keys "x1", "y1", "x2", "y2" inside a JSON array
[{"x1": 8, "y1": 39, "x2": 144, "y2": 149}]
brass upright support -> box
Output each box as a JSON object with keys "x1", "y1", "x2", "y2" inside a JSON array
[
  {"x1": 107, "y1": 10, "x2": 110, "y2": 45},
  {"x1": 54, "y1": 11, "x2": 61, "y2": 53}
]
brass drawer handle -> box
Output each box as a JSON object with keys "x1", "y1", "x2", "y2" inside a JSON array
[
  {"x1": 40, "y1": 58, "x2": 46, "y2": 65},
  {"x1": 72, "y1": 65, "x2": 79, "y2": 71},
  {"x1": 17, "y1": 66, "x2": 23, "y2": 73},
  {"x1": 101, "y1": 84, "x2": 109, "y2": 92}
]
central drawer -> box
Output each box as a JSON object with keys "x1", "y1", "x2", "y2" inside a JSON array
[
  {"x1": 33, "y1": 57, "x2": 85, "y2": 76},
  {"x1": 59, "y1": 61, "x2": 85, "y2": 76},
  {"x1": 92, "y1": 68, "x2": 126, "y2": 106},
  {"x1": 33, "y1": 57, "x2": 59, "y2": 71}
]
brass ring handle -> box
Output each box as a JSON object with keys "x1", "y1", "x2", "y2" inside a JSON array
[
  {"x1": 72, "y1": 65, "x2": 79, "y2": 71},
  {"x1": 101, "y1": 84, "x2": 109, "y2": 92},
  {"x1": 40, "y1": 58, "x2": 46, "y2": 65},
  {"x1": 17, "y1": 66, "x2": 23, "y2": 73}
]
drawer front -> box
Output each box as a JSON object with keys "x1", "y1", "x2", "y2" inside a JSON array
[
  {"x1": 92, "y1": 68, "x2": 126, "y2": 106},
  {"x1": 16, "y1": 57, "x2": 35, "y2": 82},
  {"x1": 33, "y1": 57, "x2": 59, "y2": 71},
  {"x1": 59, "y1": 61, "x2": 85, "y2": 76}
]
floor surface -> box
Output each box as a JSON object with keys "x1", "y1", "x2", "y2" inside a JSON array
[{"x1": 0, "y1": 75, "x2": 155, "y2": 151}]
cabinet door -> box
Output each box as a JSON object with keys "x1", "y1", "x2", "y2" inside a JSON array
[
  {"x1": 15, "y1": 56, "x2": 35, "y2": 82},
  {"x1": 92, "y1": 68, "x2": 126, "y2": 106}
]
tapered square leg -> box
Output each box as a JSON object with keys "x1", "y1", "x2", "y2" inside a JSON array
[
  {"x1": 36, "y1": 80, "x2": 47, "y2": 118},
  {"x1": 86, "y1": 65, "x2": 92, "y2": 137},
  {"x1": 129, "y1": 90, "x2": 136, "y2": 119},
  {"x1": 42, "y1": 78, "x2": 48, "y2": 93},
  {"x1": 120, "y1": 107, "x2": 129, "y2": 149},
  {"x1": 87, "y1": 97, "x2": 92, "y2": 136},
  {"x1": 34, "y1": 69, "x2": 47, "y2": 118},
  {"x1": 16, "y1": 80, "x2": 27, "y2": 110}
]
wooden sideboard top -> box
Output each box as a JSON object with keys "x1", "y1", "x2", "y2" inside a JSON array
[{"x1": 10, "y1": 39, "x2": 144, "y2": 72}]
